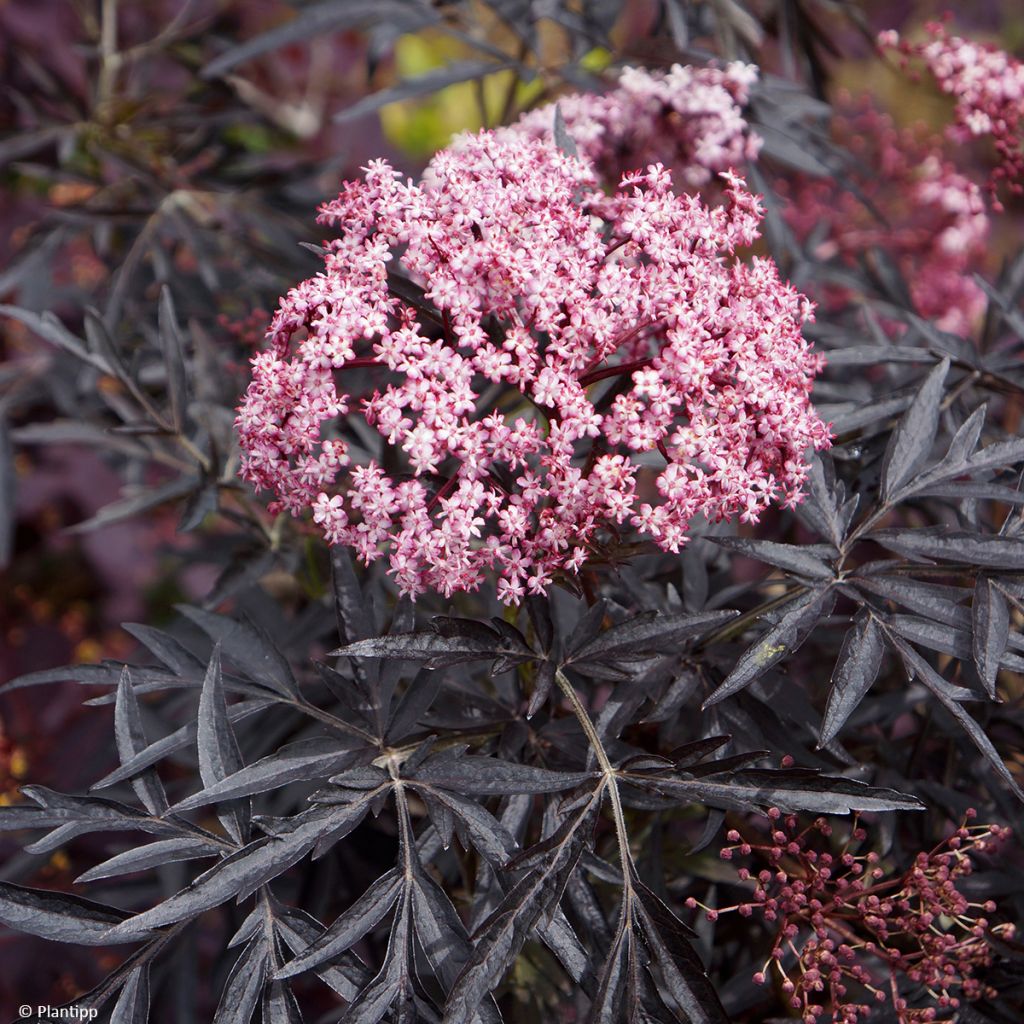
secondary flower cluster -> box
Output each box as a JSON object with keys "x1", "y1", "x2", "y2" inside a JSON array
[
  {"x1": 236, "y1": 126, "x2": 830, "y2": 603},
  {"x1": 880, "y1": 20, "x2": 1024, "y2": 209},
  {"x1": 694, "y1": 810, "x2": 1013, "y2": 1023},
  {"x1": 514, "y1": 62, "x2": 762, "y2": 188},
  {"x1": 781, "y1": 101, "x2": 989, "y2": 335}
]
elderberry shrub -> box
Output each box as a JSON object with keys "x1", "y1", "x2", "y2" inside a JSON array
[{"x1": 1, "y1": 4, "x2": 1024, "y2": 1023}]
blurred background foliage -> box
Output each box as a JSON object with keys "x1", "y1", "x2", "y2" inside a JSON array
[{"x1": 0, "y1": 0, "x2": 1022, "y2": 1016}]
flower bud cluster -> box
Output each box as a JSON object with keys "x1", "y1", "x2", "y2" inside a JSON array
[
  {"x1": 695, "y1": 810, "x2": 1013, "y2": 1022},
  {"x1": 880, "y1": 20, "x2": 1024, "y2": 209},
  {"x1": 514, "y1": 62, "x2": 762, "y2": 188},
  {"x1": 236, "y1": 123, "x2": 830, "y2": 603}
]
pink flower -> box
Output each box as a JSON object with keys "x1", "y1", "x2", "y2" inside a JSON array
[
  {"x1": 514, "y1": 62, "x2": 762, "y2": 188},
  {"x1": 880, "y1": 19, "x2": 1024, "y2": 209},
  {"x1": 236, "y1": 125, "x2": 830, "y2": 604},
  {"x1": 779, "y1": 101, "x2": 990, "y2": 336}
]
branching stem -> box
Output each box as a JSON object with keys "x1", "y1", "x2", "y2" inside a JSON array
[{"x1": 554, "y1": 667, "x2": 633, "y2": 889}]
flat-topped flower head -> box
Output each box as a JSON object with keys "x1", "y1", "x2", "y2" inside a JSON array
[
  {"x1": 236, "y1": 126, "x2": 830, "y2": 603},
  {"x1": 514, "y1": 62, "x2": 762, "y2": 188},
  {"x1": 781, "y1": 101, "x2": 990, "y2": 336},
  {"x1": 880, "y1": 20, "x2": 1024, "y2": 209}
]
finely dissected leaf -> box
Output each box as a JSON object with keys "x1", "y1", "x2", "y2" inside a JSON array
[
  {"x1": 870, "y1": 527, "x2": 1024, "y2": 570},
  {"x1": 411, "y1": 754, "x2": 593, "y2": 795},
  {"x1": 114, "y1": 667, "x2": 168, "y2": 815},
  {"x1": 410, "y1": 867, "x2": 472, "y2": 990},
  {"x1": 277, "y1": 871, "x2": 402, "y2": 980},
  {"x1": 823, "y1": 345, "x2": 933, "y2": 366},
  {"x1": 273, "y1": 907, "x2": 369, "y2": 1000},
  {"x1": 66, "y1": 477, "x2": 198, "y2": 535},
  {"x1": 566, "y1": 609, "x2": 737, "y2": 666},
  {"x1": 819, "y1": 611, "x2": 885, "y2": 746},
  {"x1": 703, "y1": 587, "x2": 834, "y2": 707},
  {"x1": 109, "y1": 965, "x2": 150, "y2": 1024},
  {"x1": 76, "y1": 837, "x2": 222, "y2": 883},
  {"x1": 710, "y1": 537, "x2": 835, "y2": 580},
  {"x1": 0, "y1": 882, "x2": 155, "y2": 945},
  {"x1": 386, "y1": 669, "x2": 444, "y2": 740},
  {"x1": 215, "y1": 936, "x2": 268, "y2": 1024},
  {"x1": 890, "y1": 636, "x2": 1024, "y2": 803},
  {"x1": 197, "y1": 645, "x2": 250, "y2": 844},
  {"x1": 173, "y1": 737, "x2": 362, "y2": 812},
  {"x1": 628, "y1": 766, "x2": 923, "y2": 814},
  {"x1": 336, "y1": 61, "x2": 515, "y2": 122},
  {"x1": 973, "y1": 577, "x2": 1010, "y2": 699},
  {"x1": 201, "y1": 1, "x2": 437, "y2": 77},
  {"x1": 444, "y1": 790, "x2": 601, "y2": 1023},
  {"x1": 852, "y1": 573, "x2": 970, "y2": 628},
  {"x1": 879, "y1": 356, "x2": 949, "y2": 501},
  {"x1": 331, "y1": 616, "x2": 535, "y2": 670},
  {"x1": 178, "y1": 606, "x2": 298, "y2": 697},
  {"x1": 412, "y1": 785, "x2": 517, "y2": 865},
  {"x1": 83, "y1": 307, "x2": 133, "y2": 388},
  {"x1": 331, "y1": 546, "x2": 375, "y2": 646},
  {"x1": 104, "y1": 802, "x2": 375, "y2": 939},
  {"x1": 340, "y1": 898, "x2": 417, "y2": 1024},
  {"x1": 9, "y1": 786, "x2": 182, "y2": 854},
  {"x1": 122, "y1": 623, "x2": 206, "y2": 676},
  {"x1": 633, "y1": 881, "x2": 729, "y2": 1024},
  {"x1": 93, "y1": 698, "x2": 272, "y2": 790},
  {"x1": 261, "y1": 979, "x2": 304, "y2": 1024},
  {"x1": 798, "y1": 452, "x2": 857, "y2": 549},
  {"x1": 885, "y1": 612, "x2": 1024, "y2": 675},
  {"x1": 0, "y1": 304, "x2": 103, "y2": 369},
  {"x1": 586, "y1": 915, "x2": 639, "y2": 1024}
]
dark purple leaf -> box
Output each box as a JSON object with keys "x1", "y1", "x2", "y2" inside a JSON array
[
  {"x1": 276, "y1": 870, "x2": 402, "y2": 980},
  {"x1": 819, "y1": 611, "x2": 885, "y2": 746},
  {"x1": 0, "y1": 882, "x2": 155, "y2": 945},
  {"x1": 109, "y1": 966, "x2": 150, "y2": 1024},
  {"x1": 711, "y1": 536, "x2": 835, "y2": 580},
  {"x1": 93, "y1": 699, "x2": 272, "y2": 791},
  {"x1": 974, "y1": 578, "x2": 1010, "y2": 699},
  {"x1": 703, "y1": 587, "x2": 834, "y2": 707},
  {"x1": 633, "y1": 880, "x2": 729, "y2": 1024},
  {"x1": 628, "y1": 767, "x2": 922, "y2": 814},
  {"x1": 178, "y1": 606, "x2": 298, "y2": 697},
  {"x1": 115, "y1": 667, "x2": 168, "y2": 815},
  {"x1": 880, "y1": 356, "x2": 949, "y2": 501},
  {"x1": 889, "y1": 636, "x2": 1024, "y2": 803},
  {"x1": 201, "y1": 1, "x2": 438, "y2": 78},
  {"x1": 105, "y1": 802, "x2": 375, "y2": 939},
  {"x1": 336, "y1": 61, "x2": 516, "y2": 122},
  {"x1": 198, "y1": 646, "x2": 250, "y2": 844},
  {"x1": 444, "y1": 790, "x2": 601, "y2": 1022},
  {"x1": 261, "y1": 978, "x2": 303, "y2": 1024},
  {"x1": 173, "y1": 737, "x2": 363, "y2": 812},
  {"x1": 76, "y1": 837, "x2": 222, "y2": 884},
  {"x1": 567, "y1": 609, "x2": 737, "y2": 666},
  {"x1": 870, "y1": 527, "x2": 1024, "y2": 570},
  {"x1": 214, "y1": 937, "x2": 267, "y2": 1024},
  {"x1": 412, "y1": 755, "x2": 593, "y2": 795}
]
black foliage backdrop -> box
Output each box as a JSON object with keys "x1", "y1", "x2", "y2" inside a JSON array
[{"x1": 2, "y1": 1, "x2": 1024, "y2": 1022}]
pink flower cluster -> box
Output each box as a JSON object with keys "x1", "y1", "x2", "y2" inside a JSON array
[
  {"x1": 695, "y1": 810, "x2": 1013, "y2": 1023},
  {"x1": 880, "y1": 20, "x2": 1024, "y2": 209},
  {"x1": 514, "y1": 62, "x2": 762, "y2": 188},
  {"x1": 236, "y1": 128, "x2": 829, "y2": 604},
  {"x1": 781, "y1": 102, "x2": 990, "y2": 335}
]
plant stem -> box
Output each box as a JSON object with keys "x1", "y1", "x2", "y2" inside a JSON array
[{"x1": 554, "y1": 667, "x2": 633, "y2": 885}]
